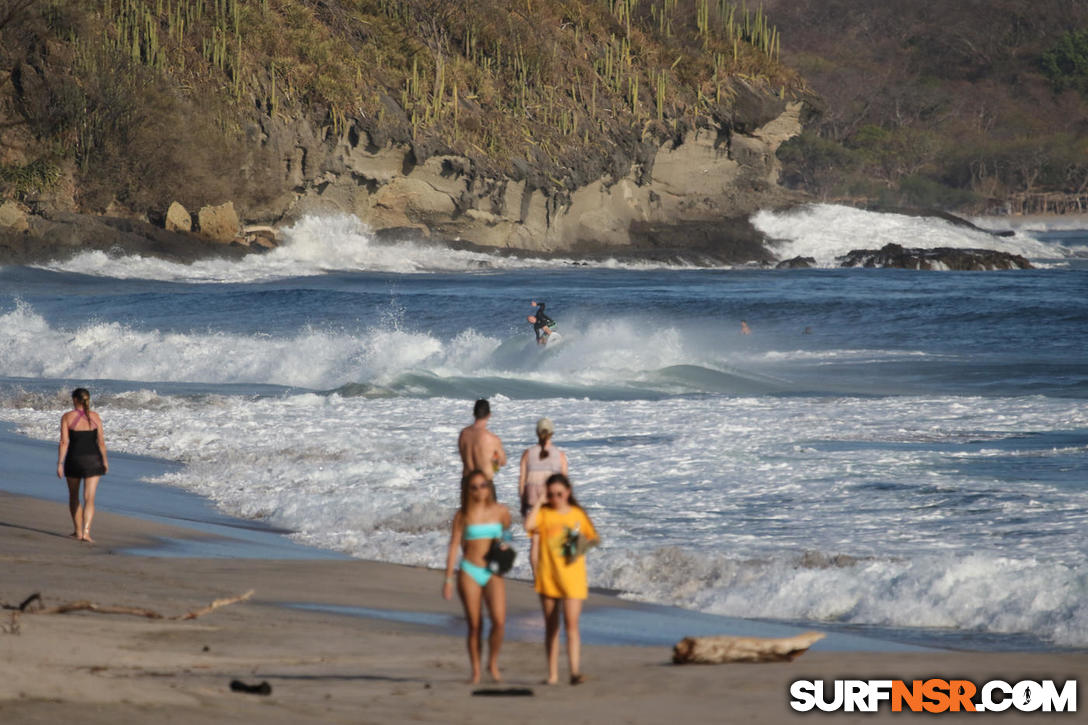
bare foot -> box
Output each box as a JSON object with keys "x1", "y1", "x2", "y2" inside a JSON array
[
  {"x1": 68, "y1": 532, "x2": 80, "y2": 539},
  {"x1": 80, "y1": 533, "x2": 94, "y2": 544},
  {"x1": 488, "y1": 664, "x2": 502, "y2": 682},
  {"x1": 570, "y1": 673, "x2": 586, "y2": 685},
  {"x1": 543, "y1": 677, "x2": 558, "y2": 685},
  {"x1": 468, "y1": 671, "x2": 481, "y2": 685}
]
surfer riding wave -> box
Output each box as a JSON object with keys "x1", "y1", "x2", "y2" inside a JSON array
[{"x1": 527, "y1": 300, "x2": 557, "y2": 345}]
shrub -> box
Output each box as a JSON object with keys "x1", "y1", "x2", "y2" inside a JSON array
[
  {"x1": 776, "y1": 132, "x2": 859, "y2": 196},
  {"x1": 896, "y1": 174, "x2": 980, "y2": 209},
  {"x1": 1041, "y1": 30, "x2": 1088, "y2": 95}
]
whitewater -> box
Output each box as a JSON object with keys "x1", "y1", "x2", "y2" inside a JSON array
[{"x1": 2, "y1": 204, "x2": 1086, "y2": 650}]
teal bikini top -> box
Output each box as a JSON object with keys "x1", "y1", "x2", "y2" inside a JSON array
[{"x1": 464, "y1": 522, "x2": 510, "y2": 541}]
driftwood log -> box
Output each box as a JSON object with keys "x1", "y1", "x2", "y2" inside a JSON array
[
  {"x1": 2, "y1": 590, "x2": 254, "y2": 621},
  {"x1": 672, "y1": 631, "x2": 825, "y2": 664}
]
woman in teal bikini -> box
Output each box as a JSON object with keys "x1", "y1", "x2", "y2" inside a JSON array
[{"x1": 442, "y1": 469, "x2": 514, "y2": 683}]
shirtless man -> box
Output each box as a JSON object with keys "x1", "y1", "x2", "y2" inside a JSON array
[{"x1": 458, "y1": 399, "x2": 507, "y2": 480}]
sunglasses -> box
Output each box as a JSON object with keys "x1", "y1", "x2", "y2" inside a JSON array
[{"x1": 546, "y1": 489, "x2": 567, "y2": 499}]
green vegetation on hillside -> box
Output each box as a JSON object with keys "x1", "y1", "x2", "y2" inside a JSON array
[
  {"x1": 766, "y1": 0, "x2": 1088, "y2": 214},
  {"x1": 1042, "y1": 30, "x2": 1088, "y2": 96},
  {"x1": 1, "y1": 0, "x2": 804, "y2": 214}
]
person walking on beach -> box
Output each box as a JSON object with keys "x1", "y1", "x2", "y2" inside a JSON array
[
  {"x1": 459, "y1": 399, "x2": 506, "y2": 481},
  {"x1": 57, "y1": 388, "x2": 108, "y2": 543},
  {"x1": 442, "y1": 470, "x2": 514, "y2": 684},
  {"x1": 525, "y1": 473, "x2": 599, "y2": 685},
  {"x1": 518, "y1": 417, "x2": 568, "y2": 574}
]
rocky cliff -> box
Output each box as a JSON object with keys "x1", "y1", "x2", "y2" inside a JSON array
[
  {"x1": 0, "y1": 0, "x2": 810, "y2": 265},
  {"x1": 250, "y1": 88, "x2": 802, "y2": 256},
  {"x1": 3, "y1": 87, "x2": 805, "y2": 265}
]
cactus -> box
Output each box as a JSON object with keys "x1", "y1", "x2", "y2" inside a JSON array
[{"x1": 654, "y1": 69, "x2": 666, "y2": 120}]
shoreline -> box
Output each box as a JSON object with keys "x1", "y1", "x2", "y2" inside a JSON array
[
  {"x1": 1, "y1": 420, "x2": 1079, "y2": 655},
  {"x1": 2, "y1": 493, "x2": 1085, "y2": 723},
  {"x1": 0, "y1": 421, "x2": 926, "y2": 652},
  {"x1": 3, "y1": 203, "x2": 1084, "y2": 271}
]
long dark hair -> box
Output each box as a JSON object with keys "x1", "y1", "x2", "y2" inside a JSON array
[
  {"x1": 460, "y1": 470, "x2": 496, "y2": 514},
  {"x1": 71, "y1": 388, "x2": 91, "y2": 420},
  {"x1": 544, "y1": 472, "x2": 579, "y2": 508}
]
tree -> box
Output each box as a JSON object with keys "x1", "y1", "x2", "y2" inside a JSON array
[
  {"x1": 1041, "y1": 30, "x2": 1088, "y2": 96},
  {"x1": 776, "y1": 132, "x2": 859, "y2": 198}
]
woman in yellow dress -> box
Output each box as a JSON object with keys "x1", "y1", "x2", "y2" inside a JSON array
[{"x1": 525, "y1": 473, "x2": 598, "y2": 685}]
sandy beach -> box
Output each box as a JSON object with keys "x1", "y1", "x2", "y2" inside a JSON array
[{"x1": 0, "y1": 490, "x2": 1082, "y2": 724}]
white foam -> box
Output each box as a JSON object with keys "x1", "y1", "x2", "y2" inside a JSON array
[
  {"x1": 2, "y1": 390, "x2": 1085, "y2": 645},
  {"x1": 610, "y1": 548, "x2": 1088, "y2": 644},
  {"x1": 0, "y1": 301, "x2": 369, "y2": 387},
  {"x1": 36, "y1": 214, "x2": 712, "y2": 282},
  {"x1": 0, "y1": 302, "x2": 785, "y2": 392},
  {"x1": 753, "y1": 204, "x2": 1071, "y2": 265}
]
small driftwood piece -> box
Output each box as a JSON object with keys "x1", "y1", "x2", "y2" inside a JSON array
[
  {"x1": 18, "y1": 593, "x2": 41, "y2": 611},
  {"x1": 36, "y1": 601, "x2": 163, "y2": 618},
  {"x1": 4, "y1": 590, "x2": 254, "y2": 621},
  {"x1": 672, "y1": 631, "x2": 825, "y2": 664},
  {"x1": 177, "y1": 590, "x2": 254, "y2": 620},
  {"x1": 0, "y1": 593, "x2": 43, "y2": 612}
]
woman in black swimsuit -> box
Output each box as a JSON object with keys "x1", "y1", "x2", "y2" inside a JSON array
[{"x1": 57, "y1": 388, "x2": 109, "y2": 543}]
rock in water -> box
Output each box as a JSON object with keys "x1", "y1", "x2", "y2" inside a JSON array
[
  {"x1": 776, "y1": 256, "x2": 817, "y2": 269},
  {"x1": 839, "y1": 243, "x2": 1032, "y2": 270}
]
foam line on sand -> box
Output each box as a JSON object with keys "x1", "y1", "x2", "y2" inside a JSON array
[{"x1": 2, "y1": 492, "x2": 1086, "y2": 723}]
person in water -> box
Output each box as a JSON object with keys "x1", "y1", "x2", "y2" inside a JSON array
[
  {"x1": 442, "y1": 470, "x2": 514, "y2": 684},
  {"x1": 57, "y1": 387, "x2": 109, "y2": 543},
  {"x1": 518, "y1": 417, "x2": 568, "y2": 575},
  {"x1": 525, "y1": 473, "x2": 599, "y2": 685},
  {"x1": 458, "y1": 399, "x2": 507, "y2": 482},
  {"x1": 527, "y1": 300, "x2": 556, "y2": 344}
]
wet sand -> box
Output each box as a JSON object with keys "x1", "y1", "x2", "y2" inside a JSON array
[{"x1": 1, "y1": 492, "x2": 1085, "y2": 723}]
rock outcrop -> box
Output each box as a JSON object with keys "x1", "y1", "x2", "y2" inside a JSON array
[
  {"x1": 0, "y1": 201, "x2": 29, "y2": 233},
  {"x1": 0, "y1": 210, "x2": 249, "y2": 265},
  {"x1": 776, "y1": 256, "x2": 816, "y2": 269},
  {"x1": 237, "y1": 95, "x2": 805, "y2": 258},
  {"x1": 840, "y1": 243, "x2": 1033, "y2": 270},
  {"x1": 197, "y1": 202, "x2": 240, "y2": 244},
  {"x1": 165, "y1": 202, "x2": 192, "y2": 233}
]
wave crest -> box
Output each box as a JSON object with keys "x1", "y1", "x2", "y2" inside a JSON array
[{"x1": 753, "y1": 204, "x2": 1071, "y2": 265}]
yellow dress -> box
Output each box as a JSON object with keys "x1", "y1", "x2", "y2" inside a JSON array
[{"x1": 530, "y1": 506, "x2": 598, "y2": 599}]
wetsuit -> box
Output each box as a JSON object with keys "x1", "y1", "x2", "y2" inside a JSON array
[{"x1": 533, "y1": 302, "x2": 556, "y2": 341}]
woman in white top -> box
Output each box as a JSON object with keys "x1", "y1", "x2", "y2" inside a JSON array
[{"x1": 518, "y1": 417, "x2": 568, "y2": 573}]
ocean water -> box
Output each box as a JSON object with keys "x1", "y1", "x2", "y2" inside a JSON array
[{"x1": 1, "y1": 203, "x2": 1085, "y2": 650}]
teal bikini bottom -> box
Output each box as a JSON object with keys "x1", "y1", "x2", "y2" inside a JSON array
[{"x1": 460, "y1": 559, "x2": 492, "y2": 587}]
